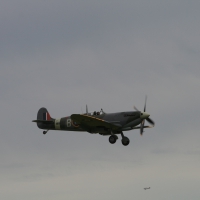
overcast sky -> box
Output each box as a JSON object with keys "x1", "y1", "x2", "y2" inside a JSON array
[{"x1": 1, "y1": 1, "x2": 200, "y2": 199}]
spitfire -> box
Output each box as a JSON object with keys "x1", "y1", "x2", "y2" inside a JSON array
[{"x1": 32, "y1": 97, "x2": 155, "y2": 146}]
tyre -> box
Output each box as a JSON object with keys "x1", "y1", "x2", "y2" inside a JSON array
[
  {"x1": 121, "y1": 137, "x2": 130, "y2": 146},
  {"x1": 109, "y1": 135, "x2": 117, "y2": 144}
]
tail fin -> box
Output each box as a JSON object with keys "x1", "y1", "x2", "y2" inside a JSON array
[
  {"x1": 33, "y1": 107, "x2": 54, "y2": 129},
  {"x1": 37, "y1": 107, "x2": 52, "y2": 121}
]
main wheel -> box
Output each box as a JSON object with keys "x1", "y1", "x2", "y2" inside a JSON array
[
  {"x1": 109, "y1": 135, "x2": 117, "y2": 144},
  {"x1": 121, "y1": 137, "x2": 130, "y2": 146},
  {"x1": 43, "y1": 131, "x2": 47, "y2": 135}
]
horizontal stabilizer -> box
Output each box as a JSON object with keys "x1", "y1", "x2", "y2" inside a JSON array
[{"x1": 32, "y1": 120, "x2": 54, "y2": 124}]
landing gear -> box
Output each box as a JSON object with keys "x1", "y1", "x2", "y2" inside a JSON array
[
  {"x1": 121, "y1": 137, "x2": 130, "y2": 146},
  {"x1": 43, "y1": 130, "x2": 49, "y2": 135},
  {"x1": 108, "y1": 132, "x2": 130, "y2": 146},
  {"x1": 121, "y1": 132, "x2": 130, "y2": 146},
  {"x1": 109, "y1": 135, "x2": 118, "y2": 144}
]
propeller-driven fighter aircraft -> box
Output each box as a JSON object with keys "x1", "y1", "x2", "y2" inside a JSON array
[{"x1": 32, "y1": 97, "x2": 155, "y2": 146}]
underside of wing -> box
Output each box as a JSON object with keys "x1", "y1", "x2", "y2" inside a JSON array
[{"x1": 71, "y1": 114, "x2": 121, "y2": 131}]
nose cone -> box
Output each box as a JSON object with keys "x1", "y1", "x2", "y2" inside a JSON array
[{"x1": 140, "y1": 112, "x2": 150, "y2": 119}]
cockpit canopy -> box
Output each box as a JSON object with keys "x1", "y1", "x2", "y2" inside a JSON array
[
  {"x1": 91, "y1": 111, "x2": 102, "y2": 116},
  {"x1": 84, "y1": 109, "x2": 105, "y2": 116},
  {"x1": 85, "y1": 109, "x2": 105, "y2": 116}
]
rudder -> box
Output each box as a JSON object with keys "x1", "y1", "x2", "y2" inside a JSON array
[{"x1": 37, "y1": 107, "x2": 52, "y2": 121}]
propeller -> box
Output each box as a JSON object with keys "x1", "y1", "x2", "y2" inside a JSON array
[{"x1": 134, "y1": 96, "x2": 155, "y2": 135}]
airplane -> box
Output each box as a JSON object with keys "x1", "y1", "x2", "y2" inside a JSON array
[
  {"x1": 144, "y1": 187, "x2": 150, "y2": 190},
  {"x1": 32, "y1": 97, "x2": 155, "y2": 146}
]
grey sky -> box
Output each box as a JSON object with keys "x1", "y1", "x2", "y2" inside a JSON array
[{"x1": 1, "y1": 1, "x2": 200, "y2": 199}]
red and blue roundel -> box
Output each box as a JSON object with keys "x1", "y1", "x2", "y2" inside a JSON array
[{"x1": 43, "y1": 112, "x2": 51, "y2": 121}]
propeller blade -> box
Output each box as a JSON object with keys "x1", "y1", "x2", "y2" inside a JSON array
[
  {"x1": 144, "y1": 95, "x2": 147, "y2": 112},
  {"x1": 140, "y1": 120, "x2": 145, "y2": 135},
  {"x1": 134, "y1": 106, "x2": 139, "y2": 111},
  {"x1": 146, "y1": 117, "x2": 155, "y2": 126}
]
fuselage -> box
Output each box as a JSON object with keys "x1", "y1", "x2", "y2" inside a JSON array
[{"x1": 37, "y1": 111, "x2": 143, "y2": 135}]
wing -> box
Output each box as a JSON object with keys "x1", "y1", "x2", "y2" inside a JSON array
[{"x1": 71, "y1": 114, "x2": 121, "y2": 131}]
